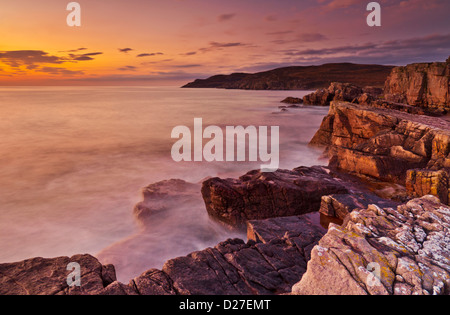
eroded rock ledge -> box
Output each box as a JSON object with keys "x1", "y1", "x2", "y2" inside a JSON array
[{"x1": 310, "y1": 101, "x2": 450, "y2": 204}]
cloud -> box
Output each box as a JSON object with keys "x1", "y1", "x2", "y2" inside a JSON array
[
  {"x1": 118, "y1": 65, "x2": 137, "y2": 71},
  {"x1": 137, "y1": 52, "x2": 164, "y2": 57},
  {"x1": 319, "y1": 0, "x2": 361, "y2": 10},
  {"x1": 68, "y1": 52, "x2": 103, "y2": 61},
  {"x1": 181, "y1": 51, "x2": 197, "y2": 56},
  {"x1": 199, "y1": 42, "x2": 248, "y2": 53},
  {"x1": 39, "y1": 67, "x2": 84, "y2": 75},
  {"x1": 218, "y1": 13, "x2": 236, "y2": 22},
  {"x1": 59, "y1": 48, "x2": 88, "y2": 53},
  {"x1": 118, "y1": 48, "x2": 133, "y2": 53},
  {"x1": 284, "y1": 33, "x2": 450, "y2": 57},
  {"x1": 0, "y1": 50, "x2": 64, "y2": 67},
  {"x1": 266, "y1": 31, "x2": 294, "y2": 36},
  {"x1": 281, "y1": 33, "x2": 450, "y2": 65},
  {"x1": 171, "y1": 64, "x2": 202, "y2": 68}
]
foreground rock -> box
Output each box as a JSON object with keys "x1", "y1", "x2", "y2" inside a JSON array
[
  {"x1": 384, "y1": 57, "x2": 450, "y2": 112},
  {"x1": 0, "y1": 254, "x2": 116, "y2": 295},
  {"x1": 292, "y1": 195, "x2": 450, "y2": 295},
  {"x1": 201, "y1": 166, "x2": 349, "y2": 228},
  {"x1": 1, "y1": 215, "x2": 325, "y2": 295},
  {"x1": 310, "y1": 102, "x2": 450, "y2": 202}
]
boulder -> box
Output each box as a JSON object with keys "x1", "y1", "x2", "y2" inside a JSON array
[
  {"x1": 0, "y1": 254, "x2": 116, "y2": 295},
  {"x1": 406, "y1": 169, "x2": 450, "y2": 205},
  {"x1": 133, "y1": 179, "x2": 200, "y2": 226},
  {"x1": 384, "y1": 58, "x2": 450, "y2": 111},
  {"x1": 281, "y1": 97, "x2": 303, "y2": 104},
  {"x1": 201, "y1": 166, "x2": 349, "y2": 228},
  {"x1": 292, "y1": 196, "x2": 450, "y2": 295}
]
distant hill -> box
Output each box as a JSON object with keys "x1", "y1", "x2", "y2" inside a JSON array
[{"x1": 182, "y1": 63, "x2": 395, "y2": 90}]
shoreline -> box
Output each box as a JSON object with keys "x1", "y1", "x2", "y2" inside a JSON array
[{"x1": 1, "y1": 57, "x2": 449, "y2": 295}]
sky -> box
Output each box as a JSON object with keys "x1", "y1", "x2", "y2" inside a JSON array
[{"x1": 0, "y1": 0, "x2": 449, "y2": 85}]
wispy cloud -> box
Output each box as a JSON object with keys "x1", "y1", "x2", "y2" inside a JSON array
[
  {"x1": 117, "y1": 65, "x2": 137, "y2": 71},
  {"x1": 199, "y1": 41, "x2": 248, "y2": 53},
  {"x1": 180, "y1": 51, "x2": 197, "y2": 56},
  {"x1": 118, "y1": 48, "x2": 133, "y2": 53},
  {"x1": 137, "y1": 52, "x2": 164, "y2": 57},
  {"x1": 218, "y1": 13, "x2": 236, "y2": 22},
  {"x1": 69, "y1": 52, "x2": 103, "y2": 61}
]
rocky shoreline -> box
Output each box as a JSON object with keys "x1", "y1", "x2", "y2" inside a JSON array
[{"x1": 1, "y1": 58, "x2": 449, "y2": 295}]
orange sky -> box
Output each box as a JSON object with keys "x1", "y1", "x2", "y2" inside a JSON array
[{"x1": 0, "y1": 0, "x2": 449, "y2": 85}]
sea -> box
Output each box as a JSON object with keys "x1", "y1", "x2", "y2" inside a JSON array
[{"x1": 0, "y1": 86, "x2": 329, "y2": 281}]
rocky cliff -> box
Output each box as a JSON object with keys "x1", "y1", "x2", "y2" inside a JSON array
[
  {"x1": 310, "y1": 101, "x2": 450, "y2": 204},
  {"x1": 182, "y1": 63, "x2": 394, "y2": 90},
  {"x1": 384, "y1": 57, "x2": 450, "y2": 111}
]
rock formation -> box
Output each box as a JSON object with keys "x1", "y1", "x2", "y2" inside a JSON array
[
  {"x1": 292, "y1": 196, "x2": 450, "y2": 295},
  {"x1": 280, "y1": 97, "x2": 303, "y2": 105},
  {"x1": 1, "y1": 214, "x2": 325, "y2": 295},
  {"x1": 133, "y1": 179, "x2": 200, "y2": 226},
  {"x1": 302, "y1": 82, "x2": 385, "y2": 106},
  {"x1": 310, "y1": 102, "x2": 450, "y2": 203},
  {"x1": 0, "y1": 254, "x2": 116, "y2": 295},
  {"x1": 384, "y1": 58, "x2": 450, "y2": 112},
  {"x1": 201, "y1": 166, "x2": 349, "y2": 228}
]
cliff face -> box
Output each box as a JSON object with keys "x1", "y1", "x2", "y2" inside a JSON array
[
  {"x1": 384, "y1": 58, "x2": 450, "y2": 111},
  {"x1": 310, "y1": 101, "x2": 450, "y2": 203},
  {"x1": 183, "y1": 63, "x2": 394, "y2": 90}
]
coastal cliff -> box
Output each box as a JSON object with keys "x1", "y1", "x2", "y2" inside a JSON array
[
  {"x1": 310, "y1": 102, "x2": 450, "y2": 204},
  {"x1": 384, "y1": 57, "x2": 450, "y2": 111},
  {"x1": 182, "y1": 63, "x2": 393, "y2": 90}
]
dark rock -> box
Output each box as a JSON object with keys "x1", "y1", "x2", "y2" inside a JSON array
[
  {"x1": 247, "y1": 214, "x2": 326, "y2": 244},
  {"x1": 320, "y1": 193, "x2": 398, "y2": 222},
  {"x1": 201, "y1": 166, "x2": 349, "y2": 228},
  {"x1": 0, "y1": 254, "x2": 116, "y2": 295},
  {"x1": 281, "y1": 97, "x2": 303, "y2": 104}
]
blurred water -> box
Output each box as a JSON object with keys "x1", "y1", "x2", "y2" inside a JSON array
[{"x1": 0, "y1": 86, "x2": 328, "y2": 281}]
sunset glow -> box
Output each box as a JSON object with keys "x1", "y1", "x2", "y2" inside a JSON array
[{"x1": 1, "y1": 0, "x2": 449, "y2": 85}]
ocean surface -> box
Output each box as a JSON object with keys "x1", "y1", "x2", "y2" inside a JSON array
[{"x1": 0, "y1": 86, "x2": 329, "y2": 281}]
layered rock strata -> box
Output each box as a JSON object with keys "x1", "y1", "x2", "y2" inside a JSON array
[
  {"x1": 310, "y1": 102, "x2": 450, "y2": 203},
  {"x1": 303, "y1": 82, "x2": 383, "y2": 106},
  {"x1": 292, "y1": 196, "x2": 450, "y2": 295},
  {"x1": 384, "y1": 58, "x2": 450, "y2": 112}
]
